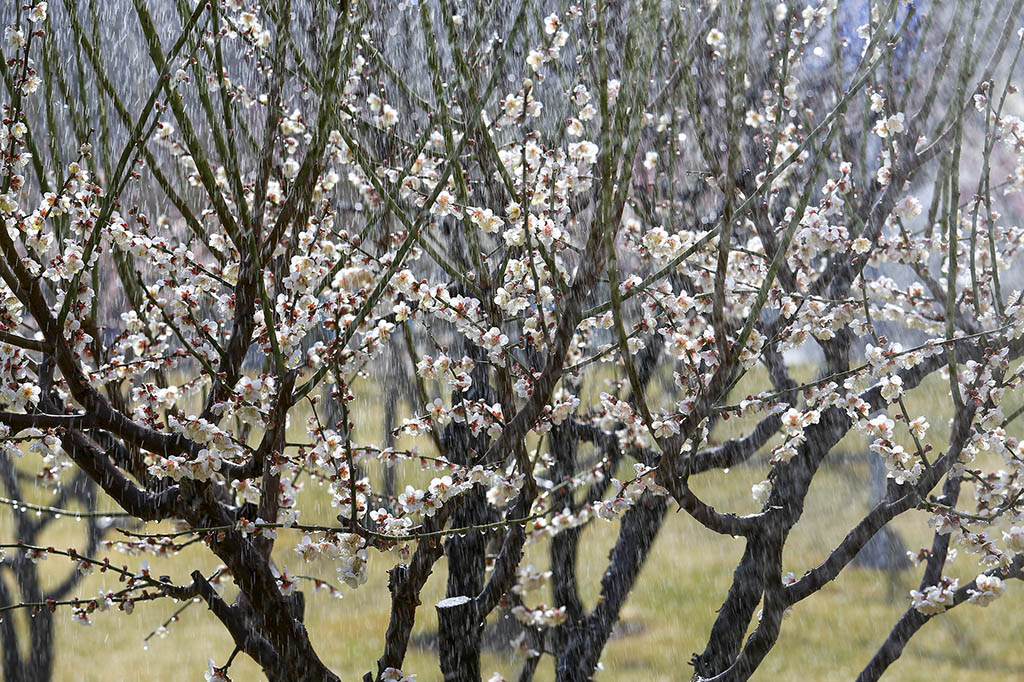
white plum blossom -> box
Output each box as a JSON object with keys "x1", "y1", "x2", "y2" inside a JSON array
[
  {"x1": 873, "y1": 112, "x2": 905, "y2": 138},
  {"x1": 1004, "y1": 527, "x2": 1024, "y2": 553},
  {"x1": 908, "y1": 417, "x2": 930, "y2": 440},
  {"x1": 910, "y1": 578, "x2": 958, "y2": 615},
  {"x1": 381, "y1": 669, "x2": 416, "y2": 682},
  {"x1": 206, "y1": 660, "x2": 232, "y2": 682},
  {"x1": 752, "y1": 480, "x2": 772, "y2": 505},
  {"x1": 967, "y1": 574, "x2": 1006, "y2": 607},
  {"x1": 706, "y1": 28, "x2": 726, "y2": 51},
  {"x1": 468, "y1": 206, "x2": 504, "y2": 233},
  {"x1": 28, "y1": 2, "x2": 48, "y2": 23},
  {"x1": 879, "y1": 375, "x2": 904, "y2": 403},
  {"x1": 894, "y1": 196, "x2": 922, "y2": 221}
]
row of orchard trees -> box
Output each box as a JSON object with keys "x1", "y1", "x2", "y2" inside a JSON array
[{"x1": 4, "y1": 0, "x2": 1024, "y2": 680}]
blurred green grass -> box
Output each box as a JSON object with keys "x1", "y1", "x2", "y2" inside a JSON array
[{"x1": 4, "y1": 366, "x2": 1024, "y2": 681}]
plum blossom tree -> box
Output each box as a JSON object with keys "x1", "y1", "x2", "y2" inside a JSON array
[{"x1": 4, "y1": 0, "x2": 1024, "y2": 681}]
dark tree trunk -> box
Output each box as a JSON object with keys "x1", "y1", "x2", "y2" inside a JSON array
[
  {"x1": 437, "y1": 485, "x2": 488, "y2": 682},
  {"x1": 436, "y1": 595, "x2": 483, "y2": 682},
  {"x1": 557, "y1": 494, "x2": 667, "y2": 682}
]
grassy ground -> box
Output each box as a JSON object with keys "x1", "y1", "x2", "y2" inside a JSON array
[{"x1": 4, "y1": 369, "x2": 1024, "y2": 681}]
